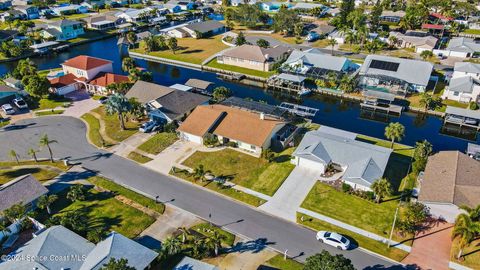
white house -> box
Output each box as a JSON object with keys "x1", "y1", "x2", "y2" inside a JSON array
[
  {"x1": 438, "y1": 37, "x2": 480, "y2": 58},
  {"x1": 442, "y1": 62, "x2": 480, "y2": 103},
  {"x1": 61, "y1": 55, "x2": 113, "y2": 80}
]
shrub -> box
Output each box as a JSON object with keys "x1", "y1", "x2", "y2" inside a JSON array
[
  {"x1": 469, "y1": 101, "x2": 479, "y2": 110},
  {"x1": 226, "y1": 141, "x2": 238, "y2": 148},
  {"x1": 341, "y1": 183, "x2": 352, "y2": 193}
]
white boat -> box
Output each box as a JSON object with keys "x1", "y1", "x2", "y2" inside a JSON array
[{"x1": 298, "y1": 88, "x2": 312, "y2": 96}]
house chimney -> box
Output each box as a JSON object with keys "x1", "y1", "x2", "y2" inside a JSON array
[{"x1": 260, "y1": 112, "x2": 265, "y2": 120}]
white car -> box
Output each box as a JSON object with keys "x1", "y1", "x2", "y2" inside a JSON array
[
  {"x1": 1, "y1": 104, "x2": 15, "y2": 115},
  {"x1": 13, "y1": 98, "x2": 28, "y2": 109},
  {"x1": 316, "y1": 231, "x2": 351, "y2": 250}
]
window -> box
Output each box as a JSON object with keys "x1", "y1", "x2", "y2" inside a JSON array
[
  {"x1": 250, "y1": 145, "x2": 256, "y2": 150},
  {"x1": 454, "y1": 91, "x2": 459, "y2": 96}
]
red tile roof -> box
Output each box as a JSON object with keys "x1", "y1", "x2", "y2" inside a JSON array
[
  {"x1": 49, "y1": 73, "x2": 83, "y2": 88},
  {"x1": 422, "y1": 23, "x2": 444, "y2": 30},
  {"x1": 430, "y1": 13, "x2": 453, "y2": 21},
  {"x1": 88, "y1": 73, "x2": 129, "y2": 87},
  {"x1": 62, "y1": 55, "x2": 112, "y2": 70}
]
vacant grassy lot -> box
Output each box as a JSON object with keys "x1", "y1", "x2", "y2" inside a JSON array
[
  {"x1": 191, "y1": 222, "x2": 236, "y2": 246},
  {"x1": 264, "y1": 254, "x2": 304, "y2": 270},
  {"x1": 182, "y1": 148, "x2": 295, "y2": 196},
  {"x1": 48, "y1": 187, "x2": 154, "y2": 238},
  {"x1": 301, "y1": 182, "x2": 412, "y2": 244},
  {"x1": 206, "y1": 59, "x2": 275, "y2": 78},
  {"x1": 0, "y1": 167, "x2": 60, "y2": 184},
  {"x1": 298, "y1": 213, "x2": 409, "y2": 262},
  {"x1": 132, "y1": 36, "x2": 228, "y2": 65},
  {"x1": 127, "y1": 151, "x2": 153, "y2": 164},
  {"x1": 137, "y1": 132, "x2": 178, "y2": 155},
  {"x1": 451, "y1": 238, "x2": 480, "y2": 269},
  {"x1": 91, "y1": 106, "x2": 139, "y2": 142}
]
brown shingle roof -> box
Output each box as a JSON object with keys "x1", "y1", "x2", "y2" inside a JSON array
[
  {"x1": 419, "y1": 151, "x2": 480, "y2": 207},
  {"x1": 178, "y1": 104, "x2": 285, "y2": 147},
  {"x1": 0, "y1": 174, "x2": 48, "y2": 212},
  {"x1": 62, "y1": 55, "x2": 112, "y2": 71}
]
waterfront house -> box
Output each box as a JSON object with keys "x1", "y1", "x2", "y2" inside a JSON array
[
  {"x1": 41, "y1": 19, "x2": 85, "y2": 41},
  {"x1": 442, "y1": 62, "x2": 480, "y2": 103},
  {"x1": 61, "y1": 55, "x2": 113, "y2": 80},
  {"x1": 0, "y1": 174, "x2": 48, "y2": 213},
  {"x1": 292, "y1": 2, "x2": 327, "y2": 16},
  {"x1": 3, "y1": 77, "x2": 23, "y2": 89},
  {"x1": 443, "y1": 37, "x2": 480, "y2": 58},
  {"x1": 51, "y1": 4, "x2": 88, "y2": 16},
  {"x1": 0, "y1": 0, "x2": 12, "y2": 10},
  {"x1": 388, "y1": 31, "x2": 438, "y2": 53},
  {"x1": 310, "y1": 24, "x2": 336, "y2": 38},
  {"x1": 164, "y1": 3, "x2": 182, "y2": 13},
  {"x1": 82, "y1": 14, "x2": 124, "y2": 30},
  {"x1": 14, "y1": 5, "x2": 39, "y2": 19},
  {"x1": 0, "y1": 225, "x2": 158, "y2": 270},
  {"x1": 358, "y1": 55, "x2": 434, "y2": 95},
  {"x1": 182, "y1": 20, "x2": 225, "y2": 38},
  {"x1": 115, "y1": 7, "x2": 162, "y2": 24},
  {"x1": 85, "y1": 72, "x2": 130, "y2": 94},
  {"x1": 260, "y1": 2, "x2": 292, "y2": 12},
  {"x1": 174, "y1": 256, "x2": 219, "y2": 270},
  {"x1": 418, "y1": 151, "x2": 480, "y2": 223},
  {"x1": 217, "y1": 44, "x2": 290, "y2": 72},
  {"x1": 0, "y1": 84, "x2": 24, "y2": 103},
  {"x1": 0, "y1": 9, "x2": 25, "y2": 21},
  {"x1": 379, "y1": 10, "x2": 405, "y2": 23},
  {"x1": 292, "y1": 126, "x2": 392, "y2": 191},
  {"x1": 178, "y1": 104, "x2": 287, "y2": 156},
  {"x1": 282, "y1": 48, "x2": 360, "y2": 80},
  {"x1": 231, "y1": 0, "x2": 256, "y2": 6},
  {"x1": 167, "y1": 0, "x2": 195, "y2": 10}
]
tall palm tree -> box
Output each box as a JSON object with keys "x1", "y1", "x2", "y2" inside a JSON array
[
  {"x1": 384, "y1": 122, "x2": 405, "y2": 149},
  {"x1": 327, "y1": 38, "x2": 337, "y2": 56},
  {"x1": 105, "y1": 93, "x2": 132, "y2": 130},
  {"x1": 414, "y1": 140, "x2": 433, "y2": 160},
  {"x1": 8, "y1": 149, "x2": 19, "y2": 164},
  {"x1": 28, "y1": 148, "x2": 38, "y2": 162},
  {"x1": 3, "y1": 203, "x2": 26, "y2": 223},
  {"x1": 459, "y1": 205, "x2": 480, "y2": 221},
  {"x1": 452, "y1": 213, "x2": 480, "y2": 259},
  {"x1": 339, "y1": 75, "x2": 356, "y2": 93},
  {"x1": 371, "y1": 178, "x2": 392, "y2": 203},
  {"x1": 192, "y1": 165, "x2": 211, "y2": 182},
  {"x1": 418, "y1": 92, "x2": 434, "y2": 112},
  {"x1": 178, "y1": 226, "x2": 190, "y2": 243},
  {"x1": 37, "y1": 194, "x2": 58, "y2": 215},
  {"x1": 67, "y1": 185, "x2": 86, "y2": 202},
  {"x1": 204, "y1": 231, "x2": 225, "y2": 256},
  {"x1": 162, "y1": 236, "x2": 182, "y2": 256},
  {"x1": 39, "y1": 134, "x2": 55, "y2": 162}
]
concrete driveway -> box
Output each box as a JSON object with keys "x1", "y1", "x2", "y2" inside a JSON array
[
  {"x1": 143, "y1": 140, "x2": 200, "y2": 174},
  {"x1": 259, "y1": 167, "x2": 320, "y2": 221},
  {"x1": 63, "y1": 90, "x2": 100, "y2": 118}
]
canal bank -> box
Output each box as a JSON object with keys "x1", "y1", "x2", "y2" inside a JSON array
[{"x1": 0, "y1": 35, "x2": 477, "y2": 152}]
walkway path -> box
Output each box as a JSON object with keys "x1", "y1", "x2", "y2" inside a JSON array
[
  {"x1": 402, "y1": 219, "x2": 453, "y2": 270},
  {"x1": 259, "y1": 167, "x2": 320, "y2": 221},
  {"x1": 109, "y1": 132, "x2": 153, "y2": 158},
  {"x1": 143, "y1": 140, "x2": 202, "y2": 174}
]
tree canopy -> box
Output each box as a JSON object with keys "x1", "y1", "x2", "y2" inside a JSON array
[{"x1": 304, "y1": 250, "x2": 355, "y2": 270}]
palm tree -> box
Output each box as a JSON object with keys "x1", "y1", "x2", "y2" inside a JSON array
[
  {"x1": 39, "y1": 134, "x2": 55, "y2": 162},
  {"x1": 178, "y1": 226, "x2": 190, "y2": 243},
  {"x1": 452, "y1": 213, "x2": 480, "y2": 259},
  {"x1": 67, "y1": 185, "x2": 86, "y2": 202},
  {"x1": 192, "y1": 165, "x2": 211, "y2": 182},
  {"x1": 370, "y1": 178, "x2": 392, "y2": 203},
  {"x1": 3, "y1": 203, "x2": 26, "y2": 223},
  {"x1": 60, "y1": 209, "x2": 88, "y2": 233},
  {"x1": 105, "y1": 93, "x2": 132, "y2": 130},
  {"x1": 384, "y1": 122, "x2": 405, "y2": 149},
  {"x1": 192, "y1": 237, "x2": 205, "y2": 258},
  {"x1": 414, "y1": 140, "x2": 433, "y2": 160},
  {"x1": 37, "y1": 194, "x2": 58, "y2": 215},
  {"x1": 167, "y1": 37, "x2": 178, "y2": 54},
  {"x1": 459, "y1": 205, "x2": 480, "y2": 221},
  {"x1": 388, "y1": 35, "x2": 398, "y2": 49},
  {"x1": 27, "y1": 148, "x2": 38, "y2": 162},
  {"x1": 418, "y1": 92, "x2": 434, "y2": 112},
  {"x1": 162, "y1": 236, "x2": 182, "y2": 256},
  {"x1": 339, "y1": 75, "x2": 356, "y2": 93},
  {"x1": 204, "y1": 231, "x2": 225, "y2": 256},
  {"x1": 8, "y1": 149, "x2": 19, "y2": 164},
  {"x1": 122, "y1": 57, "x2": 136, "y2": 72},
  {"x1": 327, "y1": 38, "x2": 337, "y2": 56}
]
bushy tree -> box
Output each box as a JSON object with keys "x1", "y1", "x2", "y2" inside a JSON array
[
  {"x1": 256, "y1": 38, "x2": 270, "y2": 48},
  {"x1": 235, "y1": 32, "x2": 246, "y2": 46},
  {"x1": 213, "y1": 86, "x2": 232, "y2": 102},
  {"x1": 105, "y1": 93, "x2": 132, "y2": 130},
  {"x1": 304, "y1": 250, "x2": 355, "y2": 270},
  {"x1": 67, "y1": 185, "x2": 86, "y2": 202},
  {"x1": 13, "y1": 58, "x2": 37, "y2": 80},
  {"x1": 272, "y1": 7, "x2": 300, "y2": 35},
  {"x1": 22, "y1": 75, "x2": 50, "y2": 97}
]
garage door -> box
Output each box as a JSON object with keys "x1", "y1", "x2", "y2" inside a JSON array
[
  {"x1": 56, "y1": 84, "x2": 77, "y2": 96},
  {"x1": 182, "y1": 132, "x2": 203, "y2": 144},
  {"x1": 298, "y1": 158, "x2": 325, "y2": 172}
]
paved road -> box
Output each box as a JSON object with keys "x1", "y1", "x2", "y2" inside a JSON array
[{"x1": 0, "y1": 117, "x2": 411, "y2": 269}]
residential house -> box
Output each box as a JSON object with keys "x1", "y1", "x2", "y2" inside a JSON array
[
  {"x1": 292, "y1": 2, "x2": 327, "y2": 16},
  {"x1": 379, "y1": 10, "x2": 405, "y2": 23},
  {"x1": 12, "y1": 0, "x2": 30, "y2": 4},
  {"x1": 217, "y1": 44, "x2": 290, "y2": 72},
  {"x1": 389, "y1": 31, "x2": 438, "y2": 53},
  {"x1": 51, "y1": 4, "x2": 89, "y2": 16},
  {"x1": 115, "y1": 7, "x2": 162, "y2": 24},
  {"x1": 0, "y1": 174, "x2": 48, "y2": 213},
  {"x1": 181, "y1": 20, "x2": 225, "y2": 38},
  {"x1": 177, "y1": 104, "x2": 287, "y2": 156},
  {"x1": 0, "y1": 29, "x2": 18, "y2": 41},
  {"x1": 125, "y1": 80, "x2": 209, "y2": 123},
  {"x1": 14, "y1": 5, "x2": 39, "y2": 19},
  {"x1": 167, "y1": 0, "x2": 195, "y2": 10},
  {"x1": 82, "y1": 14, "x2": 124, "y2": 30},
  {"x1": 3, "y1": 77, "x2": 23, "y2": 89},
  {"x1": 326, "y1": 7, "x2": 340, "y2": 17},
  {"x1": 0, "y1": 9, "x2": 25, "y2": 21},
  {"x1": 41, "y1": 19, "x2": 85, "y2": 41},
  {"x1": 442, "y1": 62, "x2": 480, "y2": 103},
  {"x1": 0, "y1": 225, "x2": 158, "y2": 270},
  {"x1": 282, "y1": 48, "x2": 360, "y2": 80},
  {"x1": 292, "y1": 126, "x2": 392, "y2": 191},
  {"x1": 0, "y1": 0, "x2": 12, "y2": 10},
  {"x1": 443, "y1": 37, "x2": 480, "y2": 58},
  {"x1": 358, "y1": 55, "x2": 434, "y2": 95},
  {"x1": 231, "y1": 0, "x2": 256, "y2": 6},
  {"x1": 164, "y1": 3, "x2": 182, "y2": 13},
  {"x1": 0, "y1": 85, "x2": 24, "y2": 103},
  {"x1": 85, "y1": 72, "x2": 130, "y2": 94},
  {"x1": 61, "y1": 55, "x2": 113, "y2": 80},
  {"x1": 49, "y1": 73, "x2": 86, "y2": 95},
  {"x1": 260, "y1": 2, "x2": 292, "y2": 12},
  {"x1": 310, "y1": 24, "x2": 336, "y2": 38},
  {"x1": 174, "y1": 256, "x2": 219, "y2": 270},
  {"x1": 418, "y1": 151, "x2": 480, "y2": 223}
]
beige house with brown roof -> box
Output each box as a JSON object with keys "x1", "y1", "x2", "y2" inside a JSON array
[
  {"x1": 418, "y1": 151, "x2": 480, "y2": 222},
  {"x1": 177, "y1": 104, "x2": 286, "y2": 156},
  {"x1": 217, "y1": 44, "x2": 290, "y2": 72}
]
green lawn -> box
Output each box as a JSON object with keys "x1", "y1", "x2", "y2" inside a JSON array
[
  {"x1": 264, "y1": 254, "x2": 304, "y2": 270},
  {"x1": 137, "y1": 132, "x2": 178, "y2": 155},
  {"x1": 451, "y1": 237, "x2": 480, "y2": 269},
  {"x1": 66, "y1": 29, "x2": 108, "y2": 44},
  {"x1": 81, "y1": 113, "x2": 115, "y2": 148},
  {"x1": 29, "y1": 97, "x2": 72, "y2": 111},
  {"x1": 181, "y1": 148, "x2": 295, "y2": 196},
  {"x1": 298, "y1": 213, "x2": 409, "y2": 262},
  {"x1": 35, "y1": 109, "x2": 65, "y2": 116},
  {"x1": 50, "y1": 13, "x2": 90, "y2": 21},
  {"x1": 38, "y1": 68, "x2": 62, "y2": 77},
  {"x1": 301, "y1": 182, "x2": 412, "y2": 244},
  {"x1": 462, "y1": 29, "x2": 480, "y2": 35},
  {"x1": 191, "y1": 222, "x2": 236, "y2": 246},
  {"x1": 355, "y1": 134, "x2": 414, "y2": 158},
  {"x1": 0, "y1": 160, "x2": 69, "y2": 170},
  {"x1": 46, "y1": 187, "x2": 154, "y2": 239},
  {"x1": 88, "y1": 176, "x2": 165, "y2": 214},
  {"x1": 127, "y1": 151, "x2": 153, "y2": 164},
  {"x1": 0, "y1": 167, "x2": 59, "y2": 184},
  {"x1": 0, "y1": 120, "x2": 10, "y2": 128},
  {"x1": 170, "y1": 169, "x2": 266, "y2": 207},
  {"x1": 205, "y1": 59, "x2": 275, "y2": 78},
  {"x1": 131, "y1": 35, "x2": 228, "y2": 65},
  {"x1": 91, "y1": 107, "x2": 139, "y2": 142}
]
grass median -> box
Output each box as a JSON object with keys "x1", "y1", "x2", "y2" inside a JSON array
[
  {"x1": 81, "y1": 113, "x2": 114, "y2": 148},
  {"x1": 127, "y1": 151, "x2": 153, "y2": 164}
]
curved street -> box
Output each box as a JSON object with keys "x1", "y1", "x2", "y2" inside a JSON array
[{"x1": 0, "y1": 116, "x2": 408, "y2": 269}]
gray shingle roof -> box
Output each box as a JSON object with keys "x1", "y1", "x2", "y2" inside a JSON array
[
  {"x1": 153, "y1": 90, "x2": 210, "y2": 120},
  {"x1": 293, "y1": 126, "x2": 392, "y2": 187},
  {"x1": 360, "y1": 55, "x2": 433, "y2": 87},
  {"x1": 184, "y1": 20, "x2": 224, "y2": 34},
  {"x1": 445, "y1": 106, "x2": 480, "y2": 120},
  {"x1": 447, "y1": 37, "x2": 480, "y2": 53},
  {"x1": 185, "y1": 79, "x2": 213, "y2": 90},
  {"x1": 0, "y1": 174, "x2": 48, "y2": 212},
  {"x1": 448, "y1": 76, "x2": 480, "y2": 93},
  {"x1": 80, "y1": 231, "x2": 158, "y2": 270},
  {"x1": 174, "y1": 256, "x2": 219, "y2": 270},
  {"x1": 284, "y1": 49, "x2": 350, "y2": 72},
  {"x1": 454, "y1": 62, "x2": 480, "y2": 74},
  {"x1": 126, "y1": 80, "x2": 174, "y2": 104}
]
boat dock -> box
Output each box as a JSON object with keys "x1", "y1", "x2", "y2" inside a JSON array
[
  {"x1": 278, "y1": 102, "x2": 319, "y2": 117},
  {"x1": 267, "y1": 73, "x2": 310, "y2": 95},
  {"x1": 360, "y1": 90, "x2": 403, "y2": 116},
  {"x1": 444, "y1": 106, "x2": 480, "y2": 130},
  {"x1": 217, "y1": 73, "x2": 245, "y2": 81}
]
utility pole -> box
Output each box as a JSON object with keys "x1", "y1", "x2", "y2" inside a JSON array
[{"x1": 388, "y1": 205, "x2": 400, "y2": 248}]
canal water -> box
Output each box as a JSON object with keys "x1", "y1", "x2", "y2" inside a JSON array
[{"x1": 0, "y1": 36, "x2": 478, "y2": 152}]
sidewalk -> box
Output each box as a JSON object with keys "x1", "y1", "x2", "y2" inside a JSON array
[{"x1": 110, "y1": 132, "x2": 154, "y2": 158}]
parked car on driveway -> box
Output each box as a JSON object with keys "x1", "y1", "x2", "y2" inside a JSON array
[
  {"x1": 1, "y1": 104, "x2": 15, "y2": 115},
  {"x1": 316, "y1": 231, "x2": 351, "y2": 250},
  {"x1": 139, "y1": 120, "x2": 162, "y2": 133},
  {"x1": 13, "y1": 97, "x2": 28, "y2": 109}
]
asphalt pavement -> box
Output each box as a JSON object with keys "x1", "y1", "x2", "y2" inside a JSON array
[{"x1": 0, "y1": 116, "x2": 416, "y2": 269}]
